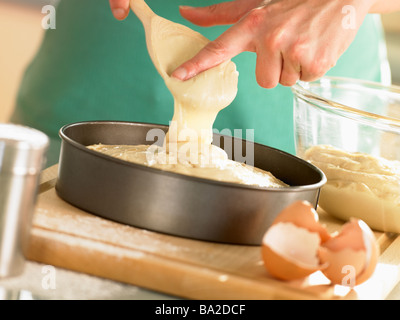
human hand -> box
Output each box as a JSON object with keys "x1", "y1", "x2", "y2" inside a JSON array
[
  {"x1": 109, "y1": 0, "x2": 130, "y2": 20},
  {"x1": 171, "y1": 0, "x2": 376, "y2": 88}
]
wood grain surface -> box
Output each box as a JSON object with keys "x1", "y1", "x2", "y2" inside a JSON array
[{"x1": 27, "y1": 165, "x2": 400, "y2": 299}]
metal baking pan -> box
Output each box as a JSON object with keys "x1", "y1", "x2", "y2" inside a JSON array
[{"x1": 55, "y1": 121, "x2": 326, "y2": 245}]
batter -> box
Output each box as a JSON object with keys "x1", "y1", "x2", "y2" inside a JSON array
[
  {"x1": 87, "y1": 0, "x2": 288, "y2": 189},
  {"x1": 87, "y1": 143, "x2": 288, "y2": 188},
  {"x1": 304, "y1": 144, "x2": 400, "y2": 232}
]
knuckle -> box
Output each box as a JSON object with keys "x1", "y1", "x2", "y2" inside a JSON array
[
  {"x1": 264, "y1": 27, "x2": 287, "y2": 51},
  {"x1": 287, "y1": 39, "x2": 307, "y2": 63},
  {"x1": 306, "y1": 57, "x2": 331, "y2": 78},
  {"x1": 206, "y1": 4, "x2": 220, "y2": 15},
  {"x1": 203, "y1": 40, "x2": 229, "y2": 64},
  {"x1": 184, "y1": 60, "x2": 201, "y2": 73},
  {"x1": 242, "y1": 7, "x2": 265, "y2": 31}
]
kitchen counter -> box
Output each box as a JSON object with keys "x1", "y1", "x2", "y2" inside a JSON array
[
  {"x1": 2, "y1": 260, "x2": 400, "y2": 300},
  {"x1": 0, "y1": 260, "x2": 176, "y2": 300},
  {"x1": 1, "y1": 165, "x2": 400, "y2": 300}
]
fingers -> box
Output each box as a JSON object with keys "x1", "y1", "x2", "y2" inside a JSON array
[
  {"x1": 279, "y1": 52, "x2": 301, "y2": 87},
  {"x1": 173, "y1": 0, "x2": 339, "y2": 88},
  {"x1": 179, "y1": 0, "x2": 262, "y2": 27},
  {"x1": 109, "y1": 0, "x2": 130, "y2": 20},
  {"x1": 173, "y1": 0, "x2": 264, "y2": 80},
  {"x1": 299, "y1": 56, "x2": 336, "y2": 82},
  {"x1": 171, "y1": 25, "x2": 253, "y2": 81},
  {"x1": 255, "y1": 48, "x2": 283, "y2": 89},
  {"x1": 258, "y1": 38, "x2": 336, "y2": 87}
]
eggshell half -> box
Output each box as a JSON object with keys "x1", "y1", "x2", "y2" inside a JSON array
[
  {"x1": 262, "y1": 222, "x2": 322, "y2": 281},
  {"x1": 318, "y1": 218, "x2": 379, "y2": 286}
]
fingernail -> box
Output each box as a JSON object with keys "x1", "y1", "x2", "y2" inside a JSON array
[
  {"x1": 179, "y1": 5, "x2": 195, "y2": 10},
  {"x1": 112, "y1": 8, "x2": 126, "y2": 20},
  {"x1": 171, "y1": 67, "x2": 188, "y2": 80}
]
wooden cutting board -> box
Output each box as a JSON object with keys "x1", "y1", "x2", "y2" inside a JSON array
[{"x1": 27, "y1": 165, "x2": 400, "y2": 299}]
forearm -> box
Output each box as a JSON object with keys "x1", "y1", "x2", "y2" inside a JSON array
[{"x1": 369, "y1": 0, "x2": 400, "y2": 13}]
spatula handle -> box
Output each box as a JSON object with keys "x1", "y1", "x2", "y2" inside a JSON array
[{"x1": 130, "y1": 0, "x2": 155, "y2": 26}]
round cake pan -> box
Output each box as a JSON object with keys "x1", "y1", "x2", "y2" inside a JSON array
[{"x1": 55, "y1": 121, "x2": 326, "y2": 245}]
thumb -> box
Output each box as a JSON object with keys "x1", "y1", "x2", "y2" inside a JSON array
[{"x1": 179, "y1": 0, "x2": 261, "y2": 27}]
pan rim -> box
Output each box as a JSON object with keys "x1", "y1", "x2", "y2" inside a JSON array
[{"x1": 59, "y1": 120, "x2": 327, "y2": 192}]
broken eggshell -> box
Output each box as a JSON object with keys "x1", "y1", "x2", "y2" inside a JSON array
[
  {"x1": 261, "y1": 201, "x2": 329, "y2": 281},
  {"x1": 318, "y1": 218, "x2": 380, "y2": 286},
  {"x1": 262, "y1": 222, "x2": 324, "y2": 281},
  {"x1": 261, "y1": 201, "x2": 379, "y2": 286}
]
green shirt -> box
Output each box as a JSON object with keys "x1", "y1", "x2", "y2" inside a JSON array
[{"x1": 12, "y1": 0, "x2": 389, "y2": 166}]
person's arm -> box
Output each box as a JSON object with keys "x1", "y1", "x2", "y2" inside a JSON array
[
  {"x1": 370, "y1": 0, "x2": 400, "y2": 13},
  {"x1": 170, "y1": 0, "x2": 400, "y2": 88}
]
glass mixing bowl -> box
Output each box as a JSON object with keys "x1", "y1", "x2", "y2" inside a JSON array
[{"x1": 292, "y1": 76, "x2": 400, "y2": 233}]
